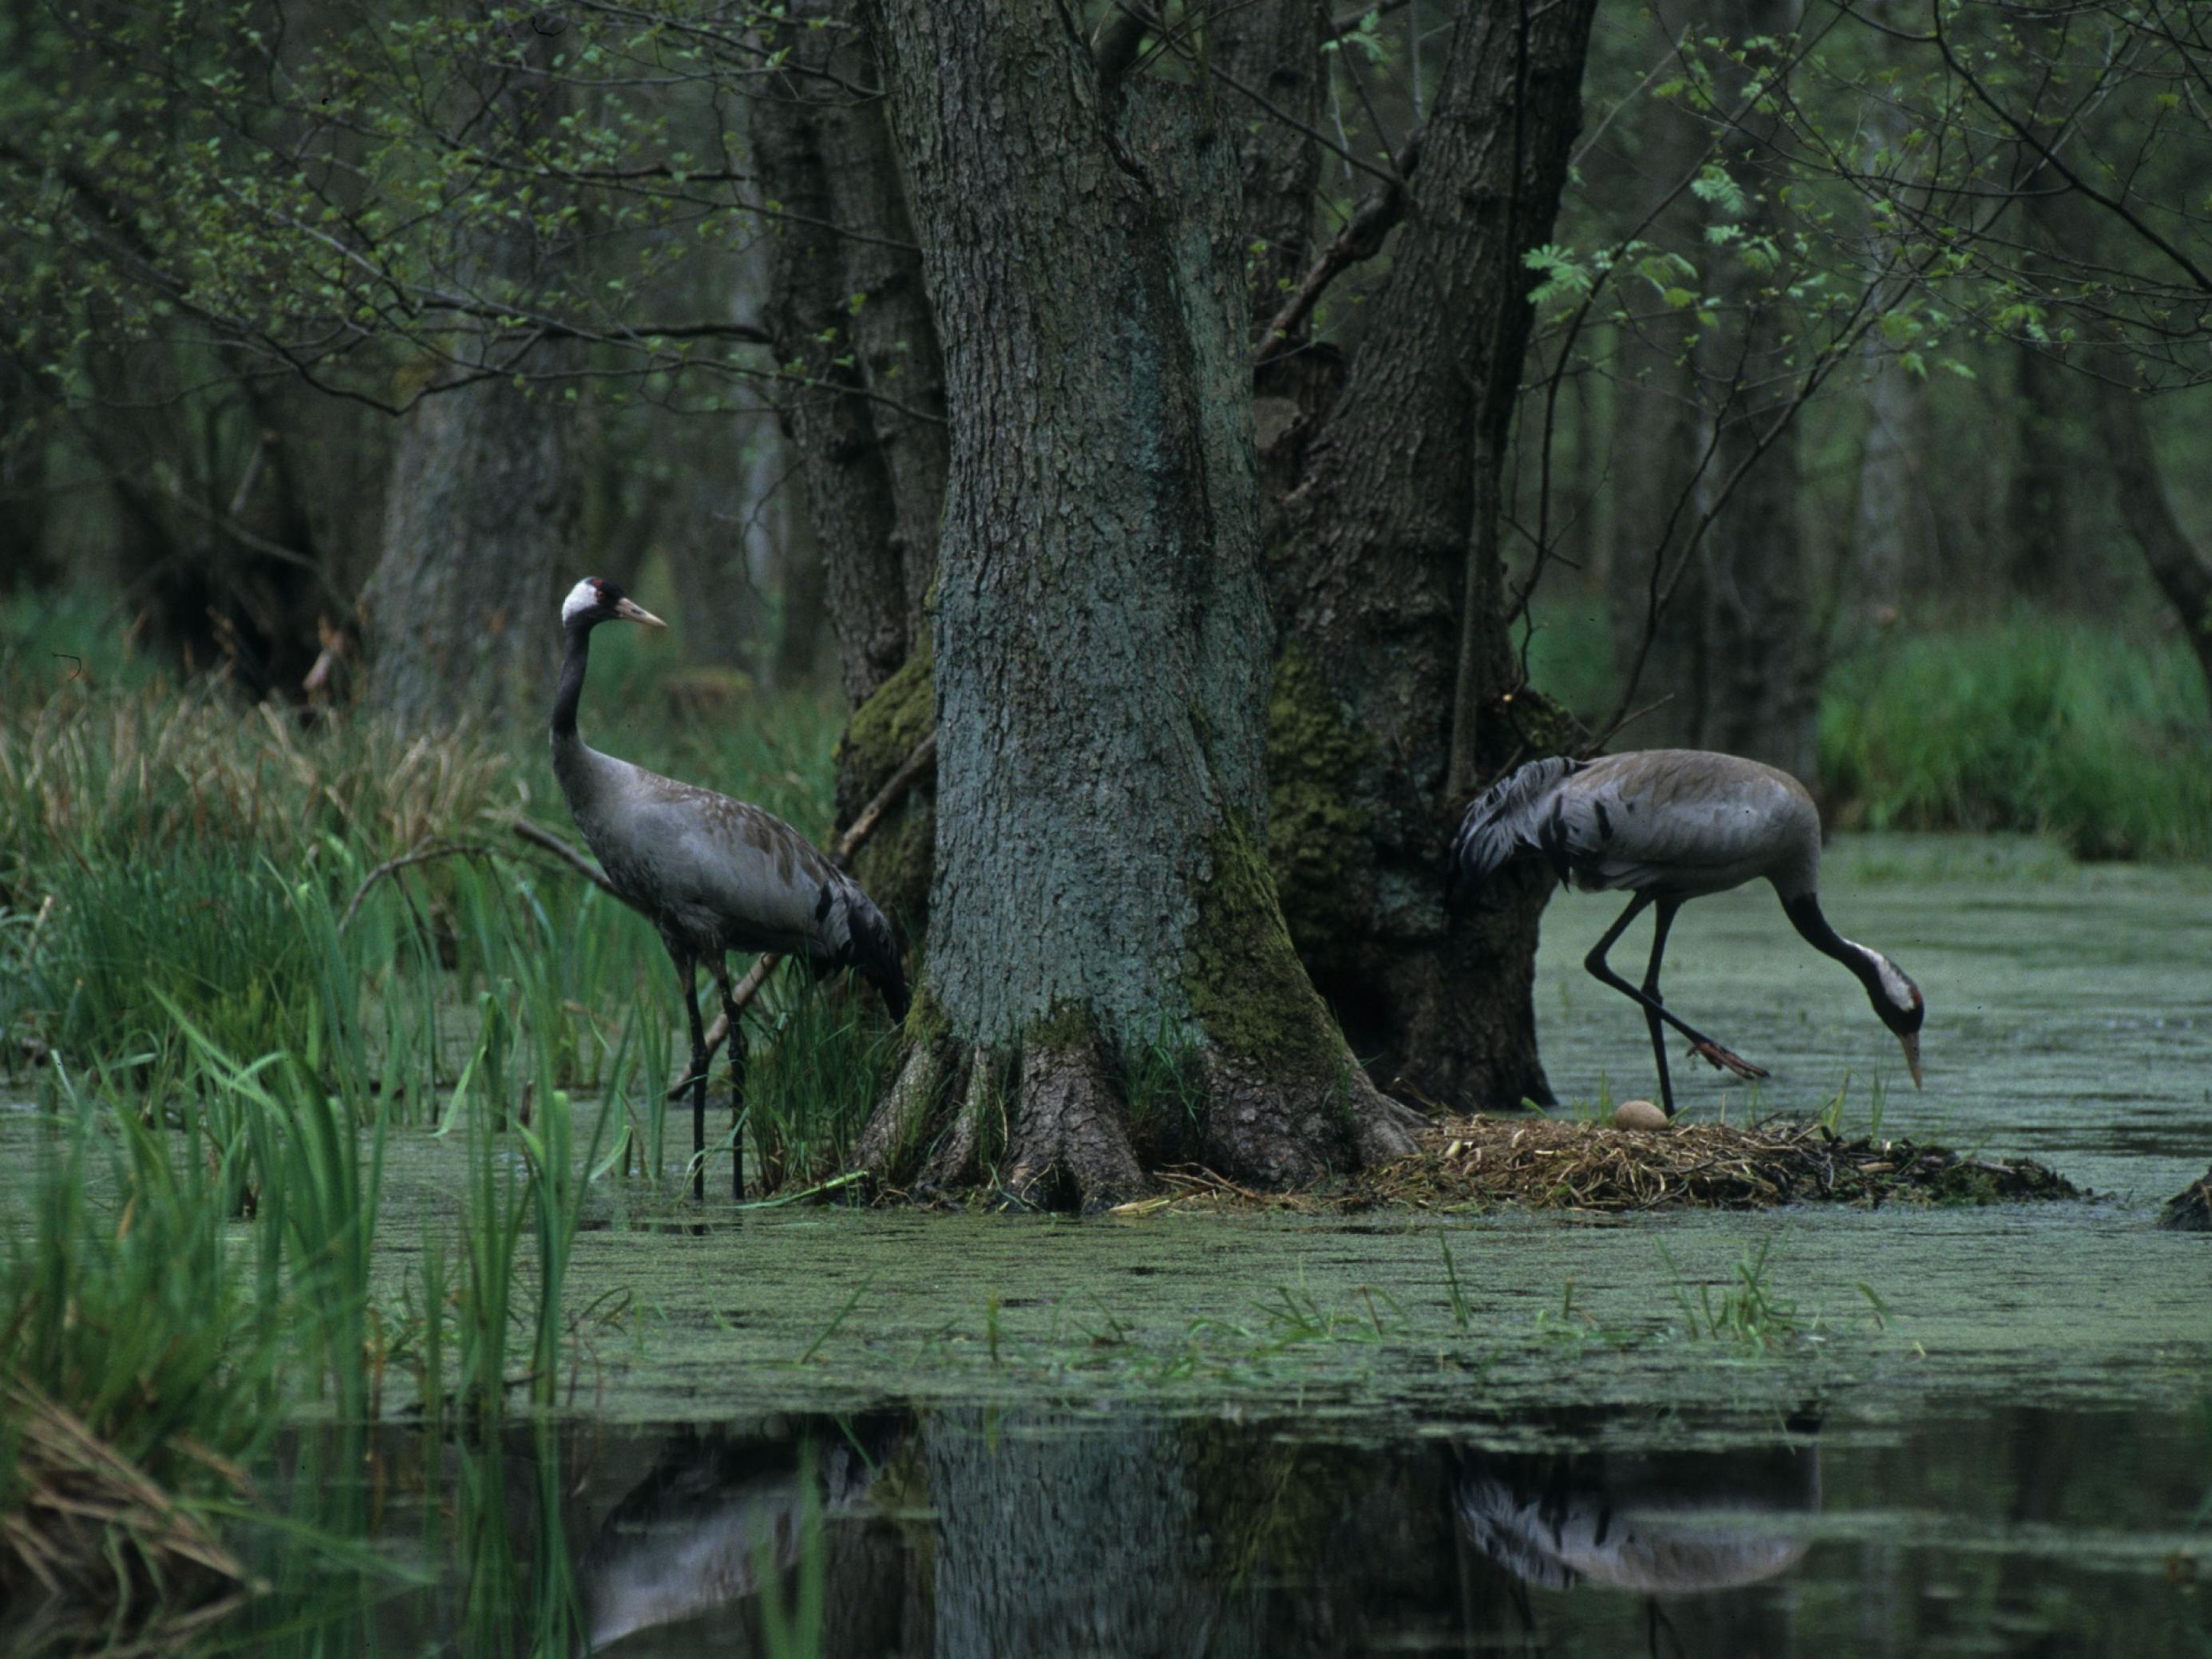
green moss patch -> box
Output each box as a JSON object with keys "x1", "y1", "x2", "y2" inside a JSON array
[
  {"x1": 1181, "y1": 814, "x2": 1343, "y2": 1078},
  {"x1": 835, "y1": 650, "x2": 936, "y2": 928},
  {"x1": 1263, "y1": 643, "x2": 1372, "y2": 957}
]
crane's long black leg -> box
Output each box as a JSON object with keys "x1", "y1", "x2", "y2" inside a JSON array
[
  {"x1": 714, "y1": 962, "x2": 747, "y2": 1203},
  {"x1": 1642, "y1": 899, "x2": 1680, "y2": 1117},
  {"x1": 1583, "y1": 896, "x2": 1769, "y2": 1093},
  {"x1": 676, "y1": 952, "x2": 706, "y2": 1204}
]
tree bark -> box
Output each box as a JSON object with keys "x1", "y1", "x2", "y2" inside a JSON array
[
  {"x1": 1268, "y1": 0, "x2": 1601, "y2": 1111},
  {"x1": 2096, "y1": 377, "x2": 2212, "y2": 704},
  {"x1": 358, "y1": 12, "x2": 580, "y2": 730},
  {"x1": 1688, "y1": 1, "x2": 1815, "y2": 782},
  {"x1": 858, "y1": 0, "x2": 1417, "y2": 1206},
  {"x1": 1213, "y1": 0, "x2": 1328, "y2": 336},
  {"x1": 749, "y1": 0, "x2": 947, "y2": 706},
  {"x1": 2005, "y1": 342, "x2": 2074, "y2": 599},
  {"x1": 1849, "y1": 31, "x2": 1938, "y2": 622},
  {"x1": 361, "y1": 373, "x2": 576, "y2": 730}
]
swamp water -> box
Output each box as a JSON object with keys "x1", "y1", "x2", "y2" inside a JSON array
[{"x1": 10, "y1": 837, "x2": 2212, "y2": 1653}]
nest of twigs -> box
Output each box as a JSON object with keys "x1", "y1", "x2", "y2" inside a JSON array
[
  {"x1": 1108, "y1": 1115, "x2": 2080, "y2": 1216},
  {"x1": 0, "y1": 1375, "x2": 250, "y2": 1655},
  {"x1": 2160, "y1": 1167, "x2": 2212, "y2": 1232},
  {"x1": 1357, "y1": 1115, "x2": 2081, "y2": 1213}
]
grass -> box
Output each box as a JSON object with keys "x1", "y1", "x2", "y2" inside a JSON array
[
  {"x1": 1820, "y1": 609, "x2": 2212, "y2": 861},
  {"x1": 0, "y1": 594, "x2": 879, "y2": 1644}
]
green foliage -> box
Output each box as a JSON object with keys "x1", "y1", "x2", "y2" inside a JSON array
[
  {"x1": 28, "y1": 852, "x2": 316, "y2": 1081},
  {"x1": 2, "y1": 1079, "x2": 282, "y2": 1507},
  {"x1": 1662, "y1": 1238, "x2": 1806, "y2": 1349},
  {"x1": 1821, "y1": 612, "x2": 2212, "y2": 860},
  {"x1": 746, "y1": 972, "x2": 904, "y2": 1194}
]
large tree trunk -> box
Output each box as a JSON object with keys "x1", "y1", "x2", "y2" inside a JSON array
[
  {"x1": 1268, "y1": 0, "x2": 1601, "y2": 1111},
  {"x1": 855, "y1": 0, "x2": 1419, "y2": 1206}
]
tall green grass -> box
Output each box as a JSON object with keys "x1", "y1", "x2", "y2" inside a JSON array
[{"x1": 1821, "y1": 612, "x2": 2212, "y2": 860}]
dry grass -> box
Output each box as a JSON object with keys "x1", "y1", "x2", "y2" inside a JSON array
[
  {"x1": 0, "y1": 681, "x2": 527, "y2": 883},
  {"x1": 0, "y1": 1374, "x2": 251, "y2": 1655},
  {"x1": 1107, "y1": 1115, "x2": 2080, "y2": 1216}
]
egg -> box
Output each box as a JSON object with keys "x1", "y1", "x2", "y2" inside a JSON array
[{"x1": 1612, "y1": 1099, "x2": 1669, "y2": 1130}]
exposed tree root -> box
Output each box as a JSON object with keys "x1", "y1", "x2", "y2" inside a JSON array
[
  {"x1": 1000, "y1": 1036, "x2": 1146, "y2": 1213},
  {"x1": 857, "y1": 1029, "x2": 1427, "y2": 1212}
]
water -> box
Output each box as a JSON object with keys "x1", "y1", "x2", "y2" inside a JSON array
[
  {"x1": 223, "y1": 1403, "x2": 2210, "y2": 1655},
  {"x1": 9, "y1": 837, "x2": 2212, "y2": 1653}
]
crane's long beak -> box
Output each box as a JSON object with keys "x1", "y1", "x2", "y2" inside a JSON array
[
  {"x1": 615, "y1": 597, "x2": 667, "y2": 629},
  {"x1": 1899, "y1": 1031, "x2": 1923, "y2": 1089}
]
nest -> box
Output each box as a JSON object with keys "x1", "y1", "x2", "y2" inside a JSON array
[
  {"x1": 2160, "y1": 1168, "x2": 2212, "y2": 1232},
  {"x1": 0, "y1": 1375, "x2": 250, "y2": 1655},
  {"x1": 1109, "y1": 1116, "x2": 2081, "y2": 1216},
  {"x1": 1355, "y1": 1115, "x2": 2081, "y2": 1213}
]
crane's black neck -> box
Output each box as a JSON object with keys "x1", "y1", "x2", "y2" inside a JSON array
[
  {"x1": 1783, "y1": 892, "x2": 1881, "y2": 996},
  {"x1": 552, "y1": 616, "x2": 596, "y2": 741}
]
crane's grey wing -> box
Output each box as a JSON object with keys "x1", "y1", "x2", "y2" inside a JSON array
[
  {"x1": 1450, "y1": 755, "x2": 1586, "y2": 900},
  {"x1": 635, "y1": 780, "x2": 908, "y2": 1016},
  {"x1": 1554, "y1": 750, "x2": 1820, "y2": 896}
]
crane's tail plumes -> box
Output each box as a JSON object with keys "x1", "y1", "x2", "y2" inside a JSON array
[{"x1": 1449, "y1": 755, "x2": 1584, "y2": 904}]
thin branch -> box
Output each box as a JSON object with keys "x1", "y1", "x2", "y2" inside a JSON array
[
  {"x1": 509, "y1": 817, "x2": 627, "y2": 900},
  {"x1": 336, "y1": 840, "x2": 501, "y2": 934}
]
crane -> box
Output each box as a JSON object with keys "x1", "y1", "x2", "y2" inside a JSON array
[
  {"x1": 1451, "y1": 749, "x2": 1924, "y2": 1118},
  {"x1": 551, "y1": 576, "x2": 910, "y2": 1200}
]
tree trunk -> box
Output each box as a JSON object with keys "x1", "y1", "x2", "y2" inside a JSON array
[
  {"x1": 1214, "y1": 0, "x2": 1327, "y2": 336},
  {"x1": 1848, "y1": 38, "x2": 1937, "y2": 623},
  {"x1": 1851, "y1": 347, "x2": 1934, "y2": 619},
  {"x1": 1687, "y1": 1, "x2": 1815, "y2": 782},
  {"x1": 1603, "y1": 34, "x2": 1710, "y2": 752},
  {"x1": 361, "y1": 374, "x2": 578, "y2": 730},
  {"x1": 358, "y1": 14, "x2": 580, "y2": 730},
  {"x1": 749, "y1": 0, "x2": 947, "y2": 706},
  {"x1": 2097, "y1": 378, "x2": 2212, "y2": 705},
  {"x1": 1268, "y1": 0, "x2": 1601, "y2": 1111},
  {"x1": 857, "y1": 0, "x2": 1418, "y2": 1206},
  {"x1": 2005, "y1": 343, "x2": 2074, "y2": 600}
]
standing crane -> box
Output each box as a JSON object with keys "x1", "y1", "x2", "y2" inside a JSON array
[
  {"x1": 1451, "y1": 750, "x2": 1924, "y2": 1118},
  {"x1": 551, "y1": 576, "x2": 910, "y2": 1200}
]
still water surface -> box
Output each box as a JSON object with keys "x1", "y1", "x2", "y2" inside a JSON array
[{"x1": 18, "y1": 838, "x2": 2212, "y2": 1654}]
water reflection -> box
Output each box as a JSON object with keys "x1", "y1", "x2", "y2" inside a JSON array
[
  {"x1": 1454, "y1": 1434, "x2": 1820, "y2": 1595},
  {"x1": 179, "y1": 1402, "x2": 2206, "y2": 1657},
  {"x1": 564, "y1": 1410, "x2": 1828, "y2": 1655},
  {"x1": 577, "y1": 1415, "x2": 909, "y2": 1653}
]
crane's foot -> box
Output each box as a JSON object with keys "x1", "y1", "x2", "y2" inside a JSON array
[{"x1": 1690, "y1": 1040, "x2": 1769, "y2": 1081}]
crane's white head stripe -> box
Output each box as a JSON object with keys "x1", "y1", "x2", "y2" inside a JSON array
[
  {"x1": 561, "y1": 578, "x2": 602, "y2": 624},
  {"x1": 1874, "y1": 955, "x2": 1916, "y2": 1015}
]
